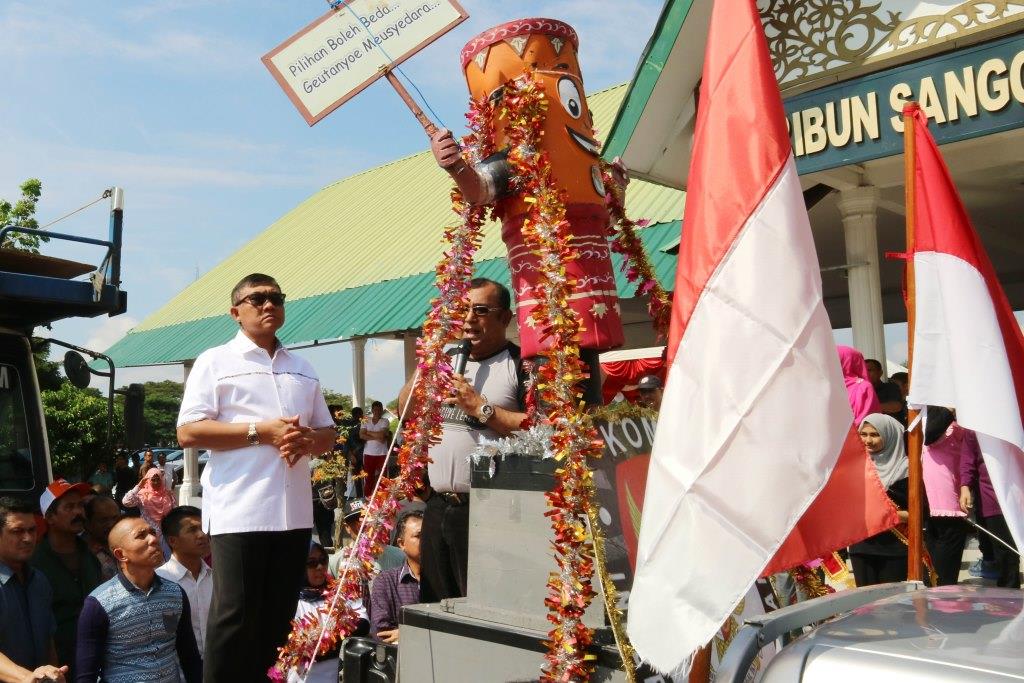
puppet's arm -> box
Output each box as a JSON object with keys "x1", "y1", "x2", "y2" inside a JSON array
[{"x1": 430, "y1": 128, "x2": 510, "y2": 206}]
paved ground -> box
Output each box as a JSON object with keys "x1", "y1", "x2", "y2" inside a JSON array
[{"x1": 957, "y1": 534, "x2": 1022, "y2": 586}]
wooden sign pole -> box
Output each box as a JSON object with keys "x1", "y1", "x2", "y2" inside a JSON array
[
  {"x1": 381, "y1": 67, "x2": 438, "y2": 136},
  {"x1": 903, "y1": 102, "x2": 924, "y2": 582}
]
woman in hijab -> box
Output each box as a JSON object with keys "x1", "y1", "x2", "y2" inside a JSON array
[
  {"x1": 922, "y1": 406, "x2": 971, "y2": 585},
  {"x1": 837, "y1": 346, "x2": 881, "y2": 425},
  {"x1": 122, "y1": 466, "x2": 175, "y2": 557},
  {"x1": 850, "y1": 413, "x2": 910, "y2": 586},
  {"x1": 288, "y1": 542, "x2": 368, "y2": 683}
]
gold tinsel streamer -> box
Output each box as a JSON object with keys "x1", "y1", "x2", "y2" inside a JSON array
[{"x1": 585, "y1": 504, "x2": 638, "y2": 683}]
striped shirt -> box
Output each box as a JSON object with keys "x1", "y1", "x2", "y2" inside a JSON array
[{"x1": 75, "y1": 572, "x2": 202, "y2": 682}]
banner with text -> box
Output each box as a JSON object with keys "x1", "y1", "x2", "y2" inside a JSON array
[
  {"x1": 263, "y1": 0, "x2": 467, "y2": 125},
  {"x1": 786, "y1": 33, "x2": 1024, "y2": 174}
]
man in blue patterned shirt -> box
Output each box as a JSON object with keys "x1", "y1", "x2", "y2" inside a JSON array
[{"x1": 75, "y1": 517, "x2": 202, "y2": 682}]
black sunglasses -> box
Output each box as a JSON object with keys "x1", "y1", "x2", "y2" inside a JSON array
[
  {"x1": 306, "y1": 556, "x2": 329, "y2": 568},
  {"x1": 235, "y1": 292, "x2": 286, "y2": 308},
  {"x1": 468, "y1": 304, "x2": 504, "y2": 317}
]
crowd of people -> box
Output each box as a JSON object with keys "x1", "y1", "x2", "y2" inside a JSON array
[
  {"x1": 840, "y1": 345, "x2": 1021, "y2": 590},
  {"x1": 2, "y1": 273, "x2": 1019, "y2": 683}
]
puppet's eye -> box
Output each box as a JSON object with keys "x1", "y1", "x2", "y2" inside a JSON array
[{"x1": 558, "y1": 77, "x2": 582, "y2": 119}]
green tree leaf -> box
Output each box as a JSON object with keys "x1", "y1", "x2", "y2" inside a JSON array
[
  {"x1": 42, "y1": 382, "x2": 124, "y2": 480},
  {"x1": 0, "y1": 179, "x2": 47, "y2": 253}
]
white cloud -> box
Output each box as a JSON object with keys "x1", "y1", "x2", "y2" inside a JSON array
[
  {"x1": 0, "y1": 2, "x2": 257, "y2": 74},
  {"x1": 85, "y1": 315, "x2": 140, "y2": 352}
]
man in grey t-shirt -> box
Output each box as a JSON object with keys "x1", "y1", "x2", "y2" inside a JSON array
[{"x1": 398, "y1": 278, "x2": 528, "y2": 600}]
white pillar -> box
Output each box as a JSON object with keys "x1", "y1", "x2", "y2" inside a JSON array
[
  {"x1": 351, "y1": 338, "x2": 366, "y2": 408},
  {"x1": 403, "y1": 332, "x2": 418, "y2": 380},
  {"x1": 179, "y1": 360, "x2": 202, "y2": 507},
  {"x1": 837, "y1": 186, "x2": 887, "y2": 370}
]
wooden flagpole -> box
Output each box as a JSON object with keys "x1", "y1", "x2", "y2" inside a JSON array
[{"x1": 903, "y1": 102, "x2": 924, "y2": 581}]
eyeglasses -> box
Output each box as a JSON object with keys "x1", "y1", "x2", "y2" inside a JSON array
[
  {"x1": 467, "y1": 304, "x2": 504, "y2": 317},
  {"x1": 235, "y1": 292, "x2": 286, "y2": 308},
  {"x1": 306, "y1": 557, "x2": 329, "y2": 568}
]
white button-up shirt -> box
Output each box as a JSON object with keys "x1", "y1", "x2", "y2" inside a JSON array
[
  {"x1": 156, "y1": 555, "x2": 213, "y2": 657},
  {"x1": 177, "y1": 331, "x2": 334, "y2": 535}
]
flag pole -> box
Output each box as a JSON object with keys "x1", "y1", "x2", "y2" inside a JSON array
[{"x1": 903, "y1": 102, "x2": 924, "y2": 581}]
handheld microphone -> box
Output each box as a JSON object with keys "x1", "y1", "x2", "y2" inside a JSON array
[{"x1": 452, "y1": 339, "x2": 472, "y2": 376}]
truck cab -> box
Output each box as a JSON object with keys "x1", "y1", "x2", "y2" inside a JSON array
[{"x1": 0, "y1": 188, "x2": 127, "y2": 505}]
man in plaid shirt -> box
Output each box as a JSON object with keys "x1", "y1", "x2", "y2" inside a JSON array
[{"x1": 369, "y1": 511, "x2": 422, "y2": 643}]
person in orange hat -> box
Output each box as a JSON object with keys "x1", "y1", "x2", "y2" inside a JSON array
[{"x1": 31, "y1": 479, "x2": 102, "y2": 674}]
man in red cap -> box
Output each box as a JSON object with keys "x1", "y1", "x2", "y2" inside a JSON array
[{"x1": 31, "y1": 479, "x2": 102, "y2": 673}]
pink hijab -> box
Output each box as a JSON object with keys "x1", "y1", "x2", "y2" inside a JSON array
[
  {"x1": 837, "y1": 345, "x2": 881, "y2": 425},
  {"x1": 137, "y1": 467, "x2": 175, "y2": 520}
]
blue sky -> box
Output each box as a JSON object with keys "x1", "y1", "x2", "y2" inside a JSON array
[{"x1": 1, "y1": 0, "x2": 665, "y2": 399}]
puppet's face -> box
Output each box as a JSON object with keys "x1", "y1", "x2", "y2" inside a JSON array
[{"x1": 464, "y1": 26, "x2": 604, "y2": 204}]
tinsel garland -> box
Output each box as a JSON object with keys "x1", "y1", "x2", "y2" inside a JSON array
[
  {"x1": 269, "y1": 100, "x2": 495, "y2": 682},
  {"x1": 601, "y1": 163, "x2": 671, "y2": 338},
  {"x1": 788, "y1": 565, "x2": 834, "y2": 601},
  {"x1": 498, "y1": 73, "x2": 621, "y2": 683}
]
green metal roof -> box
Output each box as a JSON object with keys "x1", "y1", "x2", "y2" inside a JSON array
[
  {"x1": 604, "y1": 0, "x2": 693, "y2": 160},
  {"x1": 104, "y1": 221, "x2": 681, "y2": 366},
  {"x1": 104, "y1": 82, "x2": 685, "y2": 366}
]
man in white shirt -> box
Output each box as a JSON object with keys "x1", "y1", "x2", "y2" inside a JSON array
[
  {"x1": 176, "y1": 273, "x2": 337, "y2": 682},
  {"x1": 155, "y1": 506, "x2": 212, "y2": 659},
  {"x1": 359, "y1": 400, "x2": 390, "y2": 494}
]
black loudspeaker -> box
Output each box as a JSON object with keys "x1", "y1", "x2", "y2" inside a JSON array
[{"x1": 340, "y1": 637, "x2": 397, "y2": 683}]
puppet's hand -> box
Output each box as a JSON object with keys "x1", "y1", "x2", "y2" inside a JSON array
[
  {"x1": 431, "y1": 128, "x2": 465, "y2": 171},
  {"x1": 610, "y1": 156, "x2": 629, "y2": 189}
]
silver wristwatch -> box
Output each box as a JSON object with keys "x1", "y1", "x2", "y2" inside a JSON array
[
  {"x1": 477, "y1": 397, "x2": 495, "y2": 423},
  {"x1": 247, "y1": 421, "x2": 260, "y2": 446}
]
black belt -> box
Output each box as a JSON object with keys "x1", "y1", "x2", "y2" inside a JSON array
[{"x1": 435, "y1": 491, "x2": 469, "y2": 506}]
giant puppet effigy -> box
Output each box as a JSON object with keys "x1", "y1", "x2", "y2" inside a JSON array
[
  {"x1": 273, "y1": 17, "x2": 668, "y2": 683},
  {"x1": 432, "y1": 18, "x2": 626, "y2": 362}
]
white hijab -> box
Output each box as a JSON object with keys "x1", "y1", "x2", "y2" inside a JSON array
[{"x1": 861, "y1": 413, "x2": 909, "y2": 489}]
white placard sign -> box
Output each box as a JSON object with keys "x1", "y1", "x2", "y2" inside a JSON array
[{"x1": 263, "y1": 0, "x2": 467, "y2": 125}]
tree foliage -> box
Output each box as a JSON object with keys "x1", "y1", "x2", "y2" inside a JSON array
[
  {"x1": 31, "y1": 339, "x2": 64, "y2": 392},
  {"x1": 42, "y1": 383, "x2": 124, "y2": 480},
  {"x1": 132, "y1": 380, "x2": 183, "y2": 446},
  {"x1": 0, "y1": 179, "x2": 47, "y2": 252},
  {"x1": 323, "y1": 390, "x2": 354, "y2": 415}
]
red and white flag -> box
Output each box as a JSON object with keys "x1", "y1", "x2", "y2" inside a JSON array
[
  {"x1": 627, "y1": 0, "x2": 895, "y2": 674},
  {"x1": 905, "y1": 103, "x2": 1024, "y2": 551}
]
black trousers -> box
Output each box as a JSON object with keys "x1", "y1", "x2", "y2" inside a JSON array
[
  {"x1": 925, "y1": 516, "x2": 968, "y2": 586},
  {"x1": 313, "y1": 501, "x2": 335, "y2": 549},
  {"x1": 984, "y1": 514, "x2": 1022, "y2": 589},
  {"x1": 204, "y1": 528, "x2": 311, "y2": 682},
  {"x1": 851, "y1": 553, "x2": 908, "y2": 587},
  {"x1": 420, "y1": 493, "x2": 470, "y2": 602}
]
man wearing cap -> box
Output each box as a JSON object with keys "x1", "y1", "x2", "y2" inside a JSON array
[
  {"x1": 329, "y1": 499, "x2": 405, "y2": 577},
  {"x1": 31, "y1": 479, "x2": 101, "y2": 674},
  {"x1": 636, "y1": 375, "x2": 663, "y2": 412},
  {"x1": 176, "y1": 273, "x2": 336, "y2": 682}
]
